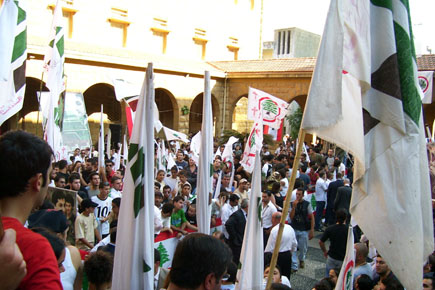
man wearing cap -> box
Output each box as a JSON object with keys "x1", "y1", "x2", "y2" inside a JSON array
[
  {"x1": 75, "y1": 199, "x2": 101, "y2": 250},
  {"x1": 0, "y1": 130, "x2": 63, "y2": 289},
  {"x1": 233, "y1": 179, "x2": 249, "y2": 200}
]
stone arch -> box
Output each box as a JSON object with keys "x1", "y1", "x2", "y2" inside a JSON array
[
  {"x1": 188, "y1": 93, "x2": 219, "y2": 134},
  {"x1": 230, "y1": 94, "x2": 253, "y2": 133},
  {"x1": 288, "y1": 94, "x2": 307, "y2": 111},
  {"x1": 155, "y1": 88, "x2": 179, "y2": 130},
  {"x1": 83, "y1": 83, "x2": 120, "y2": 122}
]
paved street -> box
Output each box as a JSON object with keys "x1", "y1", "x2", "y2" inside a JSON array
[{"x1": 289, "y1": 230, "x2": 328, "y2": 290}]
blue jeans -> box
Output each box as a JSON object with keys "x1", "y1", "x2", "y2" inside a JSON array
[
  {"x1": 291, "y1": 230, "x2": 309, "y2": 270},
  {"x1": 315, "y1": 201, "x2": 325, "y2": 230},
  {"x1": 325, "y1": 256, "x2": 343, "y2": 277}
]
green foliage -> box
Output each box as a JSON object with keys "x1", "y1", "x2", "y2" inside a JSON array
[{"x1": 287, "y1": 107, "x2": 303, "y2": 140}]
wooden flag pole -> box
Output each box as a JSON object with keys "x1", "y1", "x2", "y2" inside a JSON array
[{"x1": 265, "y1": 129, "x2": 306, "y2": 290}]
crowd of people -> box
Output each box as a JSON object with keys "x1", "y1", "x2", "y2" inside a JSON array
[{"x1": 0, "y1": 130, "x2": 434, "y2": 290}]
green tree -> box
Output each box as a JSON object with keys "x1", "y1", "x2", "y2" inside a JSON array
[
  {"x1": 157, "y1": 242, "x2": 170, "y2": 266},
  {"x1": 287, "y1": 107, "x2": 302, "y2": 140}
]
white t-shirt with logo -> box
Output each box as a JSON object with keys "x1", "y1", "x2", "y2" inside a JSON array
[{"x1": 91, "y1": 196, "x2": 113, "y2": 235}]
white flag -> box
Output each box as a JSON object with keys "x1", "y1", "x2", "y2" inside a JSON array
[
  {"x1": 123, "y1": 133, "x2": 128, "y2": 167},
  {"x1": 114, "y1": 143, "x2": 122, "y2": 171},
  {"x1": 163, "y1": 126, "x2": 189, "y2": 143},
  {"x1": 106, "y1": 128, "x2": 111, "y2": 160},
  {"x1": 98, "y1": 104, "x2": 105, "y2": 168},
  {"x1": 247, "y1": 87, "x2": 288, "y2": 129},
  {"x1": 301, "y1": 1, "x2": 433, "y2": 289},
  {"x1": 418, "y1": 71, "x2": 433, "y2": 104},
  {"x1": 112, "y1": 64, "x2": 155, "y2": 289},
  {"x1": 0, "y1": 0, "x2": 26, "y2": 127},
  {"x1": 236, "y1": 153, "x2": 263, "y2": 290},
  {"x1": 43, "y1": 0, "x2": 65, "y2": 161},
  {"x1": 334, "y1": 226, "x2": 354, "y2": 290},
  {"x1": 221, "y1": 136, "x2": 239, "y2": 162},
  {"x1": 241, "y1": 120, "x2": 263, "y2": 173},
  {"x1": 197, "y1": 71, "x2": 213, "y2": 235}
]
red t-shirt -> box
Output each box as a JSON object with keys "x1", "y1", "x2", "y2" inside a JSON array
[{"x1": 2, "y1": 217, "x2": 63, "y2": 290}]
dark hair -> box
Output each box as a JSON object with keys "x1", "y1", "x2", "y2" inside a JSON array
[
  {"x1": 32, "y1": 227, "x2": 65, "y2": 260},
  {"x1": 226, "y1": 262, "x2": 237, "y2": 283},
  {"x1": 162, "y1": 203, "x2": 174, "y2": 214},
  {"x1": 355, "y1": 274, "x2": 374, "y2": 290},
  {"x1": 111, "y1": 176, "x2": 121, "y2": 184},
  {"x1": 169, "y1": 233, "x2": 232, "y2": 288},
  {"x1": 89, "y1": 172, "x2": 99, "y2": 180},
  {"x1": 84, "y1": 251, "x2": 113, "y2": 287},
  {"x1": 178, "y1": 170, "x2": 187, "y2": 177},
  {"x1": 270, "y1": 283, "x2": 291, "y2": 290},
  {"x1": 99, "y1": 181, "x2": 110, "y2": 189},
  {"x1": 65, "y1": 194, "x2": 75, "y2": 207},
  {"x1": 57, "y1": 159, "x2": 68, "y2": 170},
  {"x1": 54, "y1": 174, "x2": 65, "y2": 183},
  {"x1": 0, "y1": 131, "x2": 53, "y2": 198},
  {"x1": 68, "y1": 172, "x2": 80, "y2": 183},
  {"x1": 229, "y1": 194, "x2": 240, "y2": 202},
  {"x1": 52, "y1": 190, "x2": 66, "y2": 205},
  {"x1": 381, "y1": 274, "x2": 404, "y2": 290},
  {"x1": 336, "y1": 209, "x2": 347, "y2": 224},
  {"x1": 173, "y1": 196, "x2": 184, "y2": 203},
  {"x1": 163, "y1": 185, "x2": 171, "y2": 191},
  {"x1": 112, "y1": 197, "x2": 121, "y2": 208},
  {"x1": 312, "y1": 278, "x2": 334, "y2": 290}
]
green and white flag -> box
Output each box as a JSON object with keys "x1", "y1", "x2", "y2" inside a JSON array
[
  {"x1": 43, "y1": 0, "x2": 65, "y2": 160},
  {"x1": 236, "y1": 153, "x2": 263, "y2": 290},
  {"x1": 247, "y1": 87, "x2": 288, "y2": 130},
  {"x1": 241, "y1": 119, "x2": 263, "y2": 173},
  {"x1": 163, "y1": 126, "x2": 189, "y2": 143},
  {"x1": 197, "y1": 71, "x2": 213, "y2": 235},
  {"x1": 302, "y1": 1, "x2": 433, "y2": 289},
  {"x1": 112, "y1": 64, "x2": 155, "y2": 290},
  {"x1": 0, "y1": 0, "x2": 26, "y2": 126}
]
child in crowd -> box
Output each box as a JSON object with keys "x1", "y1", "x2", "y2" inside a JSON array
[
  {"x1": 160, "y1": 203, "x2": 174, "y2": 235},
  {"x1": 75, "y1": 199, "x2": 101, "y2": 251},
  {"x1": 185, "y1": 204, "x2": 198, "y2": 231}
]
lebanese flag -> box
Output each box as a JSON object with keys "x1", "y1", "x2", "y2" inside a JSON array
[{"x1": 264, "y1": 119, "x2": 284, "y2": 141}]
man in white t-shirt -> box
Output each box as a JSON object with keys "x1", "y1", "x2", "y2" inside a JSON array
[
  {"x1": 262, "y1": 191, "x2": 277, "y2": 246},
  {"x1": 91, "y1": 182, "x2": 113, "y2": 239}
]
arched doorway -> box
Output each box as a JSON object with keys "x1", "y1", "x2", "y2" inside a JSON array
[
  {"x1": 231, "y1": 95, "x2": 253, "y2": 133},
  {"x1": 83, "y1": 83, "x2": 120, "y2": 147},
  {"x1": 155, "y1": 88, "x2": 178, "y2": 130},
  {"x1": 188, "y1": 93, "x2": 219, "y2": 135}
]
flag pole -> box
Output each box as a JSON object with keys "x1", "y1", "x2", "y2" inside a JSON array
[{"x1": 266, "y1": 128, "x2": 306, "y2": 290}]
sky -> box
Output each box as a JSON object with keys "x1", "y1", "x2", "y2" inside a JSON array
[{"x1": 262, "y1": 0, "x2": 435, "y2": 55}]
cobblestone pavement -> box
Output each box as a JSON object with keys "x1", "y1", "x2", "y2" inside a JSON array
[{"x1": 289, "y1": 231, "x2": 329, "y2": 290}]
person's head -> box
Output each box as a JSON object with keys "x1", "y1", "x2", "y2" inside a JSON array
[
  {"x1": 162, "y1": 185, "x2": 171, "y2": 200},
  {"x1": 189, "y1": 157, "x2": 196, "y2": 167},
  {"x1": 155, "y1": 191, "x2": 163, "y2": 207},
  {"x1": 355, "y1": 274, "x2": 374, "y2": 290},
  {"x1": 263, "y1": 264, "x2": 282, "y2": 283},
  {"x1": 162, "y1": 202, "x2": 175, "y2": 218},
  {"x1": 328, "y1": 268, "x2": 339, "y2": 285},
  {"x1": 98, "y1": 182, "x2": 110, "y2": 199},
  {"x1": 173, "y1": 196, "x2": 184, "y2": 210},
  {"x1": 181, "y1": 183, "x2": 191, "y2": 196},
  {"x1": 65, "y1": 194, "x2": 75, "y2": 216},
  {"x1": 90, "y1": 172, "x2": 100, "y2": 187},
  {"x1": 222, "y1": 175, "x2": 230, "y2": 187},
  {"x1": 343, "y1": 178, "x2": 350, "y2": 186},
  {"x1": 296, "y1": 187, "x2": 305, "y2": 201},
  {"x1": 178, "y1": 170, "x2": 187, "y2": 183},
  {"x1": 223, "y1": 262, "x2": 237, "y2": 284},
  {"x1": 170, "y1": 166, "x2": 178, "y2": 177},
  {"x1": 176, "y1": 151, "x2": 185, "y2": 162},
  {"x1": 81, "y1": 199, "x2": 98, "y2": 215},
  {"x1": 31, "y1": 227, "x2": 66, "y2": 273},
  {"x1": 156, "y1": 170, "x2": 165, "y2": 182},
  {"x1": 240, "y1": 198, "x2": 249, "y2": 212},
  {"x1": 271, "y1": 212, "x2": 281, "y2": 227},
  {"x1": 111, "y1": 198, "x2": 121, "y2": 216},
  {"x1": 187, "y1": 204, "x2": 196, "y2": 217},
  {"x1": 111, "y1": 176, "x2": 122, "y2": 191},
  {"x1": 84, "y1": 251, "x2": 113, "y2": 290},
  {"x1": 28, "y1": 209, "x2": 69, "y2": 238},
  {"x1": 54, "y1": 174, "x2": 66, "y2": 188},
  {"x1": 154, "y1": 248, "x2": 162, "y2": 275},
  {"x1": 328, "y1": 149, "x2": 334, "y2": 157},
  {"x1": 52, "y1": 190, "x2": 66, "y2": 213},
  {"x1": 354, "y1": 243, "x2": 368, "y2": 265},
  {"x1": 378, "y1": 273, "x2": 404, "y2": 290},
  {"x1": 262, "y1": 191, "x2": 272, "y2": 204},
  {"x1": 229, "y1": 194, "x2": 240, "y2": 207},
  {"x1": 169, "y1": 233, "x2": 232, "y2": 290},
  {"x1": 213, "y1": 159, "x2": 221, "y2": 169},
  {"x1": 375, "y1": 255, "x2": 391, "y2": 278},
  {"x1": 318, "y1": 170, "x2": 326, "y2": 179},
  {"x1": 105, "y1": 160, "x2": 113, "y2": 172},
  {"x1": 335, "y1": 208, "x2": 347, "y2": 224},
  {"x1": 57, "y1": 159, "x2": 68, "y2": 171},
  {"x1": 239, "y1": 178, "x2": 248, "y2": 190},
  {"x1": 68, "y1": 173, "x2": 81, "y2": 191},
  {"x1": 312, "y1": 277, "x2": 334, "y2": 290}
]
